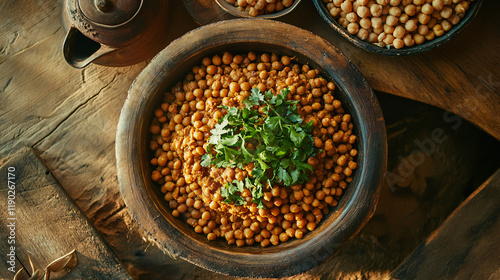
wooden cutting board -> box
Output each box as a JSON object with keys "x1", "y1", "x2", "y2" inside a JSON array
[
  {"x1": 391, "y1": 168, "x2": 500, "y2": 280},
  {"x1": 0, "y1": 147, "x2": 131, "y2": 280}
]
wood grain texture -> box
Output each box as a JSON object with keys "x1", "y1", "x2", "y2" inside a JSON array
[
  {"x1": 184, "y1": 0, "x2": 500, "y2": 140},
  {"x1": 391, "y1": 168, "x2": 500, "y2": 280},
  {"x1": 0, "y1": 0, "x2": 499, "y2": 279},
  {"x1": 0, "y1": 147, "x2": 130, "y2": 279}
]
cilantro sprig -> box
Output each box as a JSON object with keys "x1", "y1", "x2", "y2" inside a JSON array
[{"x1": 201, "y1": 87, "x2": 315, "y2": 208}]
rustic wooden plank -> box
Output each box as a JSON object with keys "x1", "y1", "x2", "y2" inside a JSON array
[
  {"x1": 391, "y1": 168, "x2": 500, "y2": 280},
  {"x1": 0, "y1": 1, "x2": 61, "y2": 60},
  {"x1": 0, "y1": 23, "x2": 118, "y2": 159},
  {"x1": 0, "y1": 147, "x2": 131, "y2": 279}
]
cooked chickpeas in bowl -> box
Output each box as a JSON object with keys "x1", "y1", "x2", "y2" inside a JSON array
[
  {"x1": 215, "y1": 0, "x2": 302, "y2": 18},
  {"x1": 313, "y1": 0, "x2": 483, "y2": 55},
  {"x1": 148, "y1": 50, "x2": 359, "y2": 248},
  {"x1": 116, "y1": 19, "x2": 386, "y2": 278}
]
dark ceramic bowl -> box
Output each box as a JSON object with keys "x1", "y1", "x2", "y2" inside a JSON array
[
  {"x1": 116, "y1": 19, "x2": 387, "y2": 278},
  {"x1": 312, "y1": 0, "x2": 483, "y2": 56},
  {"x1": 215, "y1": 0, "x2": 302, "y2": 18}
]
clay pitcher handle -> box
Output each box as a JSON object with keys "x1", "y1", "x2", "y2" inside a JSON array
[{"x1": 63, "y1": 26, "x2": 117, "y2": 68}]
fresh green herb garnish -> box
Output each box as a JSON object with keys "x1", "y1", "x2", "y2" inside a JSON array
[{"x1": 201, "y1": 87, "x2": 315, "y2": 208}]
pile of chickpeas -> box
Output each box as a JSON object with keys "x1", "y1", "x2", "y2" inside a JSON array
[
  {"x1": 323, "y1": 0, "x2": 473, "y2": 49},
  {"x1": 224, "y1": 0, "x2": 294, "y2": 17},
  {"x1": 149, "y1": 51, "x2": 358, "y2": 247}
]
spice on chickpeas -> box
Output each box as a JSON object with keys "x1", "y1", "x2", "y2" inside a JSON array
[
  {"x1": 149, "y1": 52, "x2": 358, "y2": 247},
  {"x1": 324, "y1": 0, "x2": 474, "y2": 49}
]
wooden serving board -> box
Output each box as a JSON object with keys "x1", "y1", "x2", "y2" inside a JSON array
[
  {"x1": 391, "y1": 168, "x2": 500, "y2": 280},
  {"x1": 0, "y1": 147, "x2": 131, "y2": 279}
]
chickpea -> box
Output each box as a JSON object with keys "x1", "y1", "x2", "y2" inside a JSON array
[
  {"x1": 433, "y1": 24, "x2": 444, "y2": 36},
  {"x1": 359, "y1": 18, "x2": 372, "y2": 29},
  {"x1": 425, "y1": 30, "x2": 435, "y2": 40},
  {"x1": 404, "y1": 4, "x2": 416, "y2": 16},
  {"x1": 370, "y1": 4, "x2": 383, "y2": 17},
  {"x1": 393, "y1": 25, "x2": 406, "y2": 39},
  {"x1": 440, "y1": 20, "x2": 452, "y2": 31},
  {"x1": 455, "y1": 2, "x2": 469, "y2": 14},
  {"x1": 421, "y1": 3, "x2": 434, "y2": 15},
  {"x1": 417, "y1": 12, "x2": 431, "y2": 24},
  {"x1": 432, "y1": 0, "x2": 444, "y2": 11},
  {"x1": 368, "y1": 32, "x2": 379, "y2": 43},
  {"x1": 357, "y1": 28, "x2": 369, "y2": 40},
  {"x1": 357, "y1": 6, "x2": 370, "y2": 18},
  {"x1": 371, "y1": 17, "x2": 383, "y2": 29},
  {"x1": 341, "y1": 1, "x2": 353, "y2": 12},
  {"x1": 384, "y1": 24, "x2": 395, "y2": 35},
  {"x1": 449, "y1": 14, "x2": 460, "y2": 25},
  {"x1": 405, "y1": 19, "x2": 418, "y2": 32},
  {"x1": 417, "y1": 24, "x2": 429, "y2": 35},
  {"x1": 414, "y1": 33, "x2": 425, "y2": 44},
  {"x1": 399, "y1": 14, "x2": 409, "y2": 24},
  {"x1": 389, "y1": 7, "x2": 401, "y2": 17},
  {"x1": 346, "y1": 12, "x2": 358, "y2": 23},
  {"x1": 383, "y1": 34, "x2": 395, "y2": 45},
  {"x1": 347, "y1": 22, "x2": 360, "y2": 34},
  {"x1": 440, "y1": 6, "x2": 452, "y2": 18}
]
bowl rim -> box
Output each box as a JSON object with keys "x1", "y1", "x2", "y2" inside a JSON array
[
  {"x1": 116, "y1": 18, "x2": 387, "y2": 278},
  {"x1": 214, "y1": 0, "x2": 302, "y2": 19},
  {"x1": 312, "y1": 0, "x2": 483, "y2": 56}
]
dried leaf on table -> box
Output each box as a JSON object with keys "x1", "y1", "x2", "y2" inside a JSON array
[{"x1": 44, "y1": 249, "x2": 78, "y2": 280}]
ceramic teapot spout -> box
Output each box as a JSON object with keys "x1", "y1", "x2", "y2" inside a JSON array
[{"x1": 63, "y1": 26, "x2": 117, "y2": 68}]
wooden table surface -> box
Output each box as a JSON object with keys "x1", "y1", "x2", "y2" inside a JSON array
[{"x1": 1, "y1": 0, "x2": 499, "y2": 279}]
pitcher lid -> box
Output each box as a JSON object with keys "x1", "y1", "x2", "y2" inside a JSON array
[{"x1": 78, "y1": 0, "x2": 142, "y2": 26}]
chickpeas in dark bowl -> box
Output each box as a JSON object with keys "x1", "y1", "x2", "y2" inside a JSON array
[
  {"x1": 116, "y1": 19, "x2": 387, "y2": 278},
  {"x1": 313, "y1": 0, "x2": 483, "y2": 55}
]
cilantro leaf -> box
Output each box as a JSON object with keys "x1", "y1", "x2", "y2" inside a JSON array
[
  {"x1": 200, "y1": 154, "x2": 211, "y2": 167},
  {"x1": 290, "y1": 169, "x2": 301, "y2": 184},
  {"x1": 249, "y1": 87, "x2": 265, "y2": 105},
  {"x1": 221, "y1": 135, "x2": 240, "y2": 146},
  {"x1": 205, "y1": 87, "x2": 316, "y2": 208},
  {"x1": 289, "y1": 126, "x2": 305, "y2": 147},
  {"x1": 276, "y1": 166, "x2": 292, "y2": 186}
]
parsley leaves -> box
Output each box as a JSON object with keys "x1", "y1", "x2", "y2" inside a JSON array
[{"x1": 201, "y1": 87, "x2": 315, "y2": 207}]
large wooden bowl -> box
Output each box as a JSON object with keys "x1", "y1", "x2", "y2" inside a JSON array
[
  {"x1": 312, "y1": 0, "x2": 483, "y2": 56},
  {"x1": 116, "y1": 19, "x2": 387, "y2": 278}
]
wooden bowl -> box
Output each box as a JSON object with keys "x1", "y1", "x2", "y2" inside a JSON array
[
  {"x1": 215, "y1": 0, "x2": 302, "y2": 18},
  {"x1": 312, "y1": 0, "x2": 483, "y2": 56},
  {"x1": 116, "y1": 19, "x2": 387, "y2": 278}
]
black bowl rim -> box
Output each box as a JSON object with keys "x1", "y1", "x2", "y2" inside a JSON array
[
  {"x1": 116, "y1": 18, "x2": 387, "y2": 278},
  {"x1": 312, "y1": 0, "x2": 483, "y2": 56}
]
